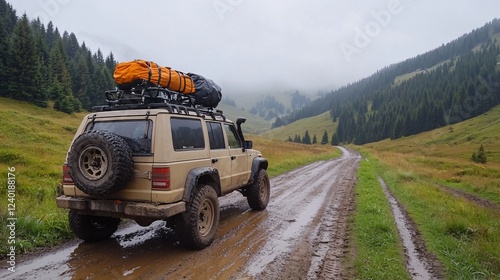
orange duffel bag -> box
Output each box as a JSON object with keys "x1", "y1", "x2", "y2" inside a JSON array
[{"x1": 113, "y1": 60, "x2": 195, "y2": 94}]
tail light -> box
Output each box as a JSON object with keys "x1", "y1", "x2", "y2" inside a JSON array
[
  {"x1": 63, "y1": 165, "x2": 73, "y2": 184},
  {"x1": 152, "y1": 167, "x2": 170, "y2": 190}
]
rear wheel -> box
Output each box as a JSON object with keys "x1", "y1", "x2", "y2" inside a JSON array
[
  {"x1": 68, "y1": 210, "x2": 120, "y2": 242},
  {"x1": 176, "y1": 185, "x2": 219, "y2": 249},
  {"x1": 247, "y1": 169, "x2": 270, "y2": 210}
]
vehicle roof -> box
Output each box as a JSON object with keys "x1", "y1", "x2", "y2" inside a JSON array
[{"x1": 87, "y1": 107, "x2": 230, "y2": 123}]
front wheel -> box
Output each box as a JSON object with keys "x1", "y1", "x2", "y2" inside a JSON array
[
  {"x1": 68, "y1": 210, "x2": 120, "y2": 242},
  {"x1": 247, "y1": 169, "x2": 270, "y2": 210},
  {"x1": 175, "y1": 185, "x2": 220, "y2": 249}
]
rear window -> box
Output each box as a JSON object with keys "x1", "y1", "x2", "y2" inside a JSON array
[
  {"x1": 171, "y1": 118, "x2": 205, "y2": 150},
  {"x1": 86, "y1": 120, "x2": 153, "y2": 154}
]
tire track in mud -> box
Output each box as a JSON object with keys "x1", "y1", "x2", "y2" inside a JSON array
[
  {"x1": 434, "y1": 183, "x2": 500, "y2": 213},
  {"x1": 233, "y1": 147, "x2": 361, "y2": 279},
  {"x1": 378, "y1": 176, "x2": 441, "y2": 280}
]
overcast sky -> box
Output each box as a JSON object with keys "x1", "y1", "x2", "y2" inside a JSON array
[{"x1": 7, "y1": 0, "x2": 500, "y2": 96}]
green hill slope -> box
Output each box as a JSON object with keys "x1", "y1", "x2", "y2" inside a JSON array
[
  {"x1": 364, "y1": 104, "x2": 500, "y2": 204},
  {"x1": 0, "y1": 97, "x2": 85, "y2": 253},
  {"x1": 365, "y1": 104, "x2": 500, "y2": 162},
  {"x1": 262, "y1": 111, "x2": 337, "y2": 142}
]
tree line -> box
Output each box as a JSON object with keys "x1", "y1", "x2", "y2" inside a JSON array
[
  {"x1": 275, "y1": 19, "x2": 500, "y2": 145},
  {"x1": 0, "y1": 0, "x2": 116, "y2": 113},
  {"x1": 287, "y1": 130, "x2": 331, "y2": 145}
]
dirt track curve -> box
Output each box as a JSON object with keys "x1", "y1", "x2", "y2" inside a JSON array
[{"x1": 2, "y1": 147, "x2": 361, "y2": 280}]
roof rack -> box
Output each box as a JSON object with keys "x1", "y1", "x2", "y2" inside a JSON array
[{"x1": 91, "y1": 84, "x2": 225, "y2": 121}]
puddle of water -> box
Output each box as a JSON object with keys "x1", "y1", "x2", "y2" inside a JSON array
[
  {"x1": 0, "y1": 244, "x2": 77, "y2": 280},
  {"x1": 378, "y1": 176, "x2": 434, "y2": 280},
  {"x1": 0, "y1": 221, "x2": 167, "y2": 280}
]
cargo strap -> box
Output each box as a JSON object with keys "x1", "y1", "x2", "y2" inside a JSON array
[{"x1": 145, "y1": 61, "x2": 152, "y2": 84}]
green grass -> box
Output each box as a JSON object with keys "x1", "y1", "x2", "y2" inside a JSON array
[
  {"x1": 0, "y1": 97, "x2": 85, "y2": 255},
  {"x1": 361, "y1": 105, "x2": 500, "y2": 279},
  {"x1": 379, "y1": 167, "x2": 500, "y2": 279},
  {"x1": 350, "y1": 153, "x2": 409, "y2": 280},
  {"x1": 364, "y1": 105, "x2": 500, "y2": 204}
]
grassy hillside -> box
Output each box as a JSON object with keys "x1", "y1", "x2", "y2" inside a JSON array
[
  {"x1": 365, "y1": 105, "x2": 500, "y2": 200},
  {"x1": 361, "y1": 105, "x2": 500, "y2": 278},
  {"x1": 0, "y1": 97, "x2": 85, "y2": 253},
  {"x1": 261, "y1": 111, "x2": 337, "y2": 142},
  {"x1": 0, "y1": 97, "x2": 340, "y2": 255}
]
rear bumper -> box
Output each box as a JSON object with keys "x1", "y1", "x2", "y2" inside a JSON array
[{"x1": 56, "y1": 195, "x2": 186, "y2": 219}]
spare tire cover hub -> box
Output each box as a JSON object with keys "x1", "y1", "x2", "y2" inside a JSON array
[{"x1": 79, "y1": 146, "x2": 108, "y2": 180}]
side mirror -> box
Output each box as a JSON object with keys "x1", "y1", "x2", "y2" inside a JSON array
[{"x1": 244, "y1": 140, "x2": 253, "y2": 150}]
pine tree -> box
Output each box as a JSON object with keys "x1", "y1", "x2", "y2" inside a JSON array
[
  {"x1": 331, "y1": 133, "x2": 339, "y2": 146},
  {"x1": 312, "y1": 134, "x2": 317, "y2": 144},
  {"x1": 7, "y1": 14, "x2": 43, "y2": 103},
  {"x1": 72, "y1": 55, "x2": 92, "y2": 110},
  {"x1": 0, "y1": 0, "x2": 16, "y2": 93},
  {"x1": 272, "y1": 116, "x2": 285, "y2": 128},
  {"x1": 105, "y1": 52, "x2": 117, "y2": 71},
  {"x1": 321, "y1": 130, "x2": 329, "y2": 144},
  {"x1": 302, "y1": 130, "x2": 311, "y2": 145},
  {"x1": 0, "y1": 15, "x2": 9, "y2": 95},
  {"x1": 472, "y1": 144, "x2": 487, "y2": 164},
  {"x1": 49, "y1": 39, "x2": 80, "y2": 113}
]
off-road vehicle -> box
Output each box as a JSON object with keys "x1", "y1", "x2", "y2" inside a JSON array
[{"x1": 56, "y1": 86, "x2": 270, "y2": 249}]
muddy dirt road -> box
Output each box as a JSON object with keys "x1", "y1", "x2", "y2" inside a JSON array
[{"x1": 2, "y1": 147, "x2": 361, "y2": 280}]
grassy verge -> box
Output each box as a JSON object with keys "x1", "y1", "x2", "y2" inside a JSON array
[
  {"x1": 0, "y1": 97, "x2": 340, "y2": 256},
  {"x1": 350, "y1": 152, "x2": 409, "y2": 279},
  {"x1": 251, "y1": 136, "x2": 340, "y2": 178},
  {"x1": 364, "y1": 106, "x2": 500, "y2": 205},
  {"x1": 361, "y1": 107, "x2": 500, "y2": 278},
  {"x1": 377, "y1": 163, "x2": 500, "y2": 279},
  {"x1": 0, "y1": 98, "x2": 83, "y2": 257}
]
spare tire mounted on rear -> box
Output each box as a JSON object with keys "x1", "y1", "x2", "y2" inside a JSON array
[{"x1": 68, "y1": 130, "x2": 133, "y2": 197}]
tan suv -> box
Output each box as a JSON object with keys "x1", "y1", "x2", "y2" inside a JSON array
[{"x1": 56, "y1": 97, "x2": 270, "y2": 249}]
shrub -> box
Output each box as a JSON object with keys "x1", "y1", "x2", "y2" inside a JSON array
[{"x1": 471, "y1": 144, "x2": 487, "y2": 164}]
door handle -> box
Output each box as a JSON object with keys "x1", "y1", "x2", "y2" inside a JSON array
[
  {"x1": 231, "y1": 156, "x2": 236, "y2": 160},
  {"x1": 212, "y1": 158, "x2": 219, "y2": 163}
]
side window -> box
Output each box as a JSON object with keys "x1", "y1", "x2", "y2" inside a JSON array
[
  {"x1": 171, "y1": 118, "x2": 205, "y2": 150},
  {"x1": 224, "y1": 124, "x2": 241, "y2": 149},
  {"x1": 207, "y1": 122, "x2": 225, "y2": 150}
]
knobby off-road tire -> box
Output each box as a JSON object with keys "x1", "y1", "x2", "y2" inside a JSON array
[
  {"x1": 68, "y1": 210, "x2": 120, "y2": 242},
  {"x1": 247, "y1": 169, "x2": 270, "y2": 210},
  {"x1": 176, "y1": 185, "x2": 220, "y2": 250},
  {"x1": 68, "y1": 130, "x2": 133, "y2": 197}
]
